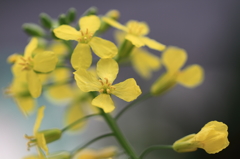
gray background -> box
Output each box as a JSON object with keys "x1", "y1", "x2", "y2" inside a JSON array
[{"x1": 0, "y1": 0, "x2": 240, "y2": 158}]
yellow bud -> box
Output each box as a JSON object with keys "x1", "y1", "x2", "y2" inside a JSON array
[
  {"x1": 173, "y1": 134, "x2": 198, "y2": 153},
  {"x1": 106, "y1": 10, "x2": 120, "y2": 20}
]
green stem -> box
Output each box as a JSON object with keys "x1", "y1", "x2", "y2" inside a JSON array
[
  {"x1": 139, "y1": 145, "x2": 173, "y2": 159},
  {"x1": 116, "y1": 39, "x2": 134, "y2": 62},
  {"x1": 115, "y1": 92, "x2": 152, "y2": 120},
  {"x1": 71, "y1": 133, "x2": 114, "y2": 155},
  {"x1": 99, "y1": 108, "x2": 138, "y2": 159},
  {"x1": 61, "y1": 114, "x2": 99, "y2": 133}
]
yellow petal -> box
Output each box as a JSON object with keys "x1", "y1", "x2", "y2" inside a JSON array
[
  {"x1": 52, "y1": 68, "x2": 70, "y2": 83},
  {"x1": 92, "y1": 94, "x2": 115, "y2": 113},
  {"x1": 36, "y1": 133, "x2": 48, "y2": 155},
  {"x1": 98, "y1": 147, "x2": 117, "y2": 158},
  {"x1": 33, "y1": 106, "x2": 45, "y2": 134},
  {"x1": 112, "y1": 78, "x2": 142, "y2": 102},
  {"x1": 27, "y1": 70, "x2": 42, "y2": 98},
  {"x1": 24, "y1": 38, "x2": 38, "y2": 58},
  {"x1": 74, "y1": 149, "x2": 97, "y2": 159},
  {"x1": 102, "y1": 17, "x2": 128, "y2": 32},
  {"x1": 71, "y1": 43, "x2": 92, "y2": 70},
  {"x1": 126, "y1": 20, "x2": 149, "y2": 36},
  {"x1": 33, "y1": 51, "x2": 58, "y2": 73},
  {"x1": 131, "y1": 48, "x2": 161, "y2": 79},
  {"x1": 97, "y1": 58, "x2": 119, "y2": 83},
  {"x1": 162, "y1": 46, "x2": 187, "y2": 73},
  {"x1": 49, "y1": 42, "x2": 68, "y2": 56},
  {"x1": 12, "y1": 58, "x2": 25, "y2": 77},
  {"x1": 140, "y1": 36, "x2": 166, "y2": 51},
  {"x1": 74, "y1": 68, "x2": 101, "y2": 92},
  {"x1": 64, "y1": 103, "x2": 86, "y2": 131},
  {"x1": 89, "y1": 37, "x2": 118, "y2": 58},
  {"x1": 79, "y1": 15, "x2": 101, "y2": 34},
  {"x1": 125, "y1": 34, "x2": 145, "y2": 47},
  {"x1": 15, "y1": 96, "x2": 35, "y2": 116},
  {"x1": 53, "y1": 25, "x2": 80, "y2": 41},
  {"x1": 177, "y1": 65, "x2": 204, "y2": 88}
]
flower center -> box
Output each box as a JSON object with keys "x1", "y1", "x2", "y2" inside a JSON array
[
  {"x1": 78, "y1": 28, "x2": 93, "y2": 43},
  {"x1": 127, "y1": 21, "x2": 145, "y2": 36},
  {"x1": 19, "y1": 56, "x2": 34, "y2": 70},
  {"x1": 98, "y1": 78, "x2": 115, "y2": 94}
]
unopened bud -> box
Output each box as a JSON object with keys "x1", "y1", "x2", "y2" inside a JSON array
[
  {"x1": 39, "y1": 13, "x2": 53, "y2": 29},
  {"x1": 66, "y1": 8, "x2": 76, "y2": 23},
  {"x1": 22, "y1": 23, "x2": 45, "y2": 37}
]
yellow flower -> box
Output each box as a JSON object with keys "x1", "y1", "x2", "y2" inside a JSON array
[
  {"x1": 103, "y1": 17, "x2": 166, "y2": 51},
  {"x1": 115, "y1": 31, "x2": 161, "y2": 79},
  {"x1": 151, "y1": 46, "x2": 204, "y2": 95},
  {"x1": 173, "y1": 121, "x2": 229, "y2": 154},
  {"x1": 74, "y1": 58, "x2": 142, "y2": 113},
  {"x1": 11, "y1": 38, "x2": 58, "y2": 98},
  {"x1": 53, "y1": 15, "x2": 118, "y2": 70},
  {"x1": 74, "y1": 147, "x2": 117, "y2": 159},
  {"x1": 5, "y1": 75, "x2": 35, "y2": 116},
  {"x1": 25, "y1": 106, "x2": 62, "y2": 157}
]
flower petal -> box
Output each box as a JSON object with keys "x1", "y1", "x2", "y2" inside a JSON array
[
  {"x1": 131, "y1": 48, "x2": 161, "y2": 79},
  {"x1": 112, "y1": 78, "x2": 142, "y2": 102},
  {"x1": 33, "y1": 106, "x2": 45, "y2": 135},
  {"x1": 102, "y1": 17, "x2": 128, "y2": 32},
  {"x1": 89, "y1": 37, "x2": 118, "y2": 58},
  {"x1": 33, "y1": 51, "x2": 58, "y2": 73},
  {"x1": 48, "y1": 84, "x2": 74, "y2": 100},
  {"x1": 162, "y1": 46, "x2": 187, "y2": 73},
  {"x1": 74, "y1": 68, "x2": 101, "y2": 92},
  {"x1": 27, "y1": 70, "x2": 42, "y2": 98},
  {"x1": 97, "y1": 58, "x2": 119, "y2": 83},
  {"x1": 91, "y1": 94, "x2": 115, "y2": 113},
  {"x1": 24, "y1": 38, "x2": 38, "y2": 58},
  {"x1": 125, "y1": 34, "x2": 145, "y2": 47},
  {"x1": 64, "y1": 103, "x2": 86, "y2": 131},
  {"x1": 140, "y1": 36, "x2": 166, "y2": 51},
  {"x1": 79, "y1": 15, "x2": 101, "y2": 34},
  {"x1": 36, "y1": 133, "x2": 48, "y2": 155},
  {"x1": 15, "y1": 96, "x2": 35, "y2": 116},
  {"x1": 177, "y1": 65, "x2": 204, "y2": 88},
  {"x1": 126, "y1": 20, "x2": 149, "y2": 36},
  {"x1": 53, "y1": 25, "x2": 80, "y2": 41},
  {"x1": 71, "y1": 43, "x2": 92, "y2": 70}
]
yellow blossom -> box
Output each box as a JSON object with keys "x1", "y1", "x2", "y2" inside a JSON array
[
  {"x1": 11, "y1": 38, "x2": 58, "y2": 98},
  {"x1": 53, "y1": 15, "x2": 118, "y2": 70},
  {"x1": 103, "y1": 17, "x2": 166, "y2": 51},
  {"x1": 151, "y1": 46, "x2": 204, "y2": 95},
  {"x1": 173, "y1": 121, "x2": 229, "y2": 154},
  {"x1": 115, "y1": 31, "x2": 161, "y2": 79},
  {"x1": 5, "y1": 75, "x2": 35, "y2": 116},
  {"x1": 74, "y1": 58, "x2": 142, "y2": 113},
  {"x1": 73, "y1": 147, "x2": 117, "y2": 159},
  {"x1": 25, "y1": 106, "x2": 62, "y2": 157}
]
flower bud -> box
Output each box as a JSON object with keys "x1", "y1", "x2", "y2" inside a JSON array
[
  {"x1": 39, "y1": 128, "x2": 62, "y2": 144},
  {"x1": 98, "y1": 10, "x2": 120, "y2": 34},
  {"x1": 66, "y1": 8, "x2": 76, "y2": 23},
  {"x1": 173, "y1": 134, "x2": 198, "y2": 153},
  {"x1": 22, "y1": 23, "x2": 45, "y2": 37},
  {"x1": 58, "y1": 14, "x2": 68, "y2": 25},
  {"x1": 39, "y1": 13, "x2": 53, "y2": 29},
  {"x1": 82, "y1": 7, "x2": 98, "y2": 16}
]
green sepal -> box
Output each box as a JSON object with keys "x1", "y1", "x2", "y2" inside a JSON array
[
  {"x1": 22, "y1": 23, "x2": 45, "y2": 37},
  {"x1": 39, "y1": 13, "x2": 52, "y2": 29},
  {"x1": 39, "y1": 128, "x2": 62, "y2": 144}
]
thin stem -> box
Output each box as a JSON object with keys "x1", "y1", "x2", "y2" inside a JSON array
[
  {"x1": 115, "y1": 92, "x2": 152, "y2": 120},
  {"x1": 99, "y1": 108, "x2": 139, "y2": 159},
  {"x1": 61, "y1": 114, "x2": 99, "y2": 133},
  {"x1": 71, "y1": 133, "x2": 114, "y2": 155},
  {"x1": 116, "y1": 39, "x2": 134, "y2": 62},
  {"x1": 139, "y1": 145, "x2": 173, "y2": 159}
]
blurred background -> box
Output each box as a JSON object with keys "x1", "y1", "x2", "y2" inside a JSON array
[{"x1": 0, "y1": 0, "x2": 240, "y2": 158}]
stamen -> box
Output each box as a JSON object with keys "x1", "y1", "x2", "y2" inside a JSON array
[
  {"x1": 25, "y1": 134, "x2": 34, "y2": 139},
  {"x1": 99, "y1": 79, "x2": 104, "y2": 85},
  {"x1": 99, "y1": 89, "x2": 104, "y2": 93},
  {"x1": 104, "y1": 78, "x2": 108, "y2": 84},
  {"x1": 80, "y1": 30, "x2": 84, "y2": 36},
  {"x1": 20, "y1": 57, "x2": 26, "y2": 62},
  {"x1": 86, "y1": 28, "x2": 88, "y2": 34},
  {"x1": 107, "y1": 89, "x2": 111, "y2": 94}
]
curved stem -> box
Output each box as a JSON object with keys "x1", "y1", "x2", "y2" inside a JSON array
[
  {"x1": 139, "y1": 145, "x2": 173, "y2": 159},
  {"x1": 115, "y1": 92, "x2": 152, "y2": 120},
  {"x1": 61, "y1": 114, "x2": 99, "y2": 133},
  {"x1": 71, "y1": 133, "x2": 114, "y2": 155}
]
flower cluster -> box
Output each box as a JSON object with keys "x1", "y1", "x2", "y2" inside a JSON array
[{"x1": 5, "y1": 7, "x2": 229, "y2": 159}]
